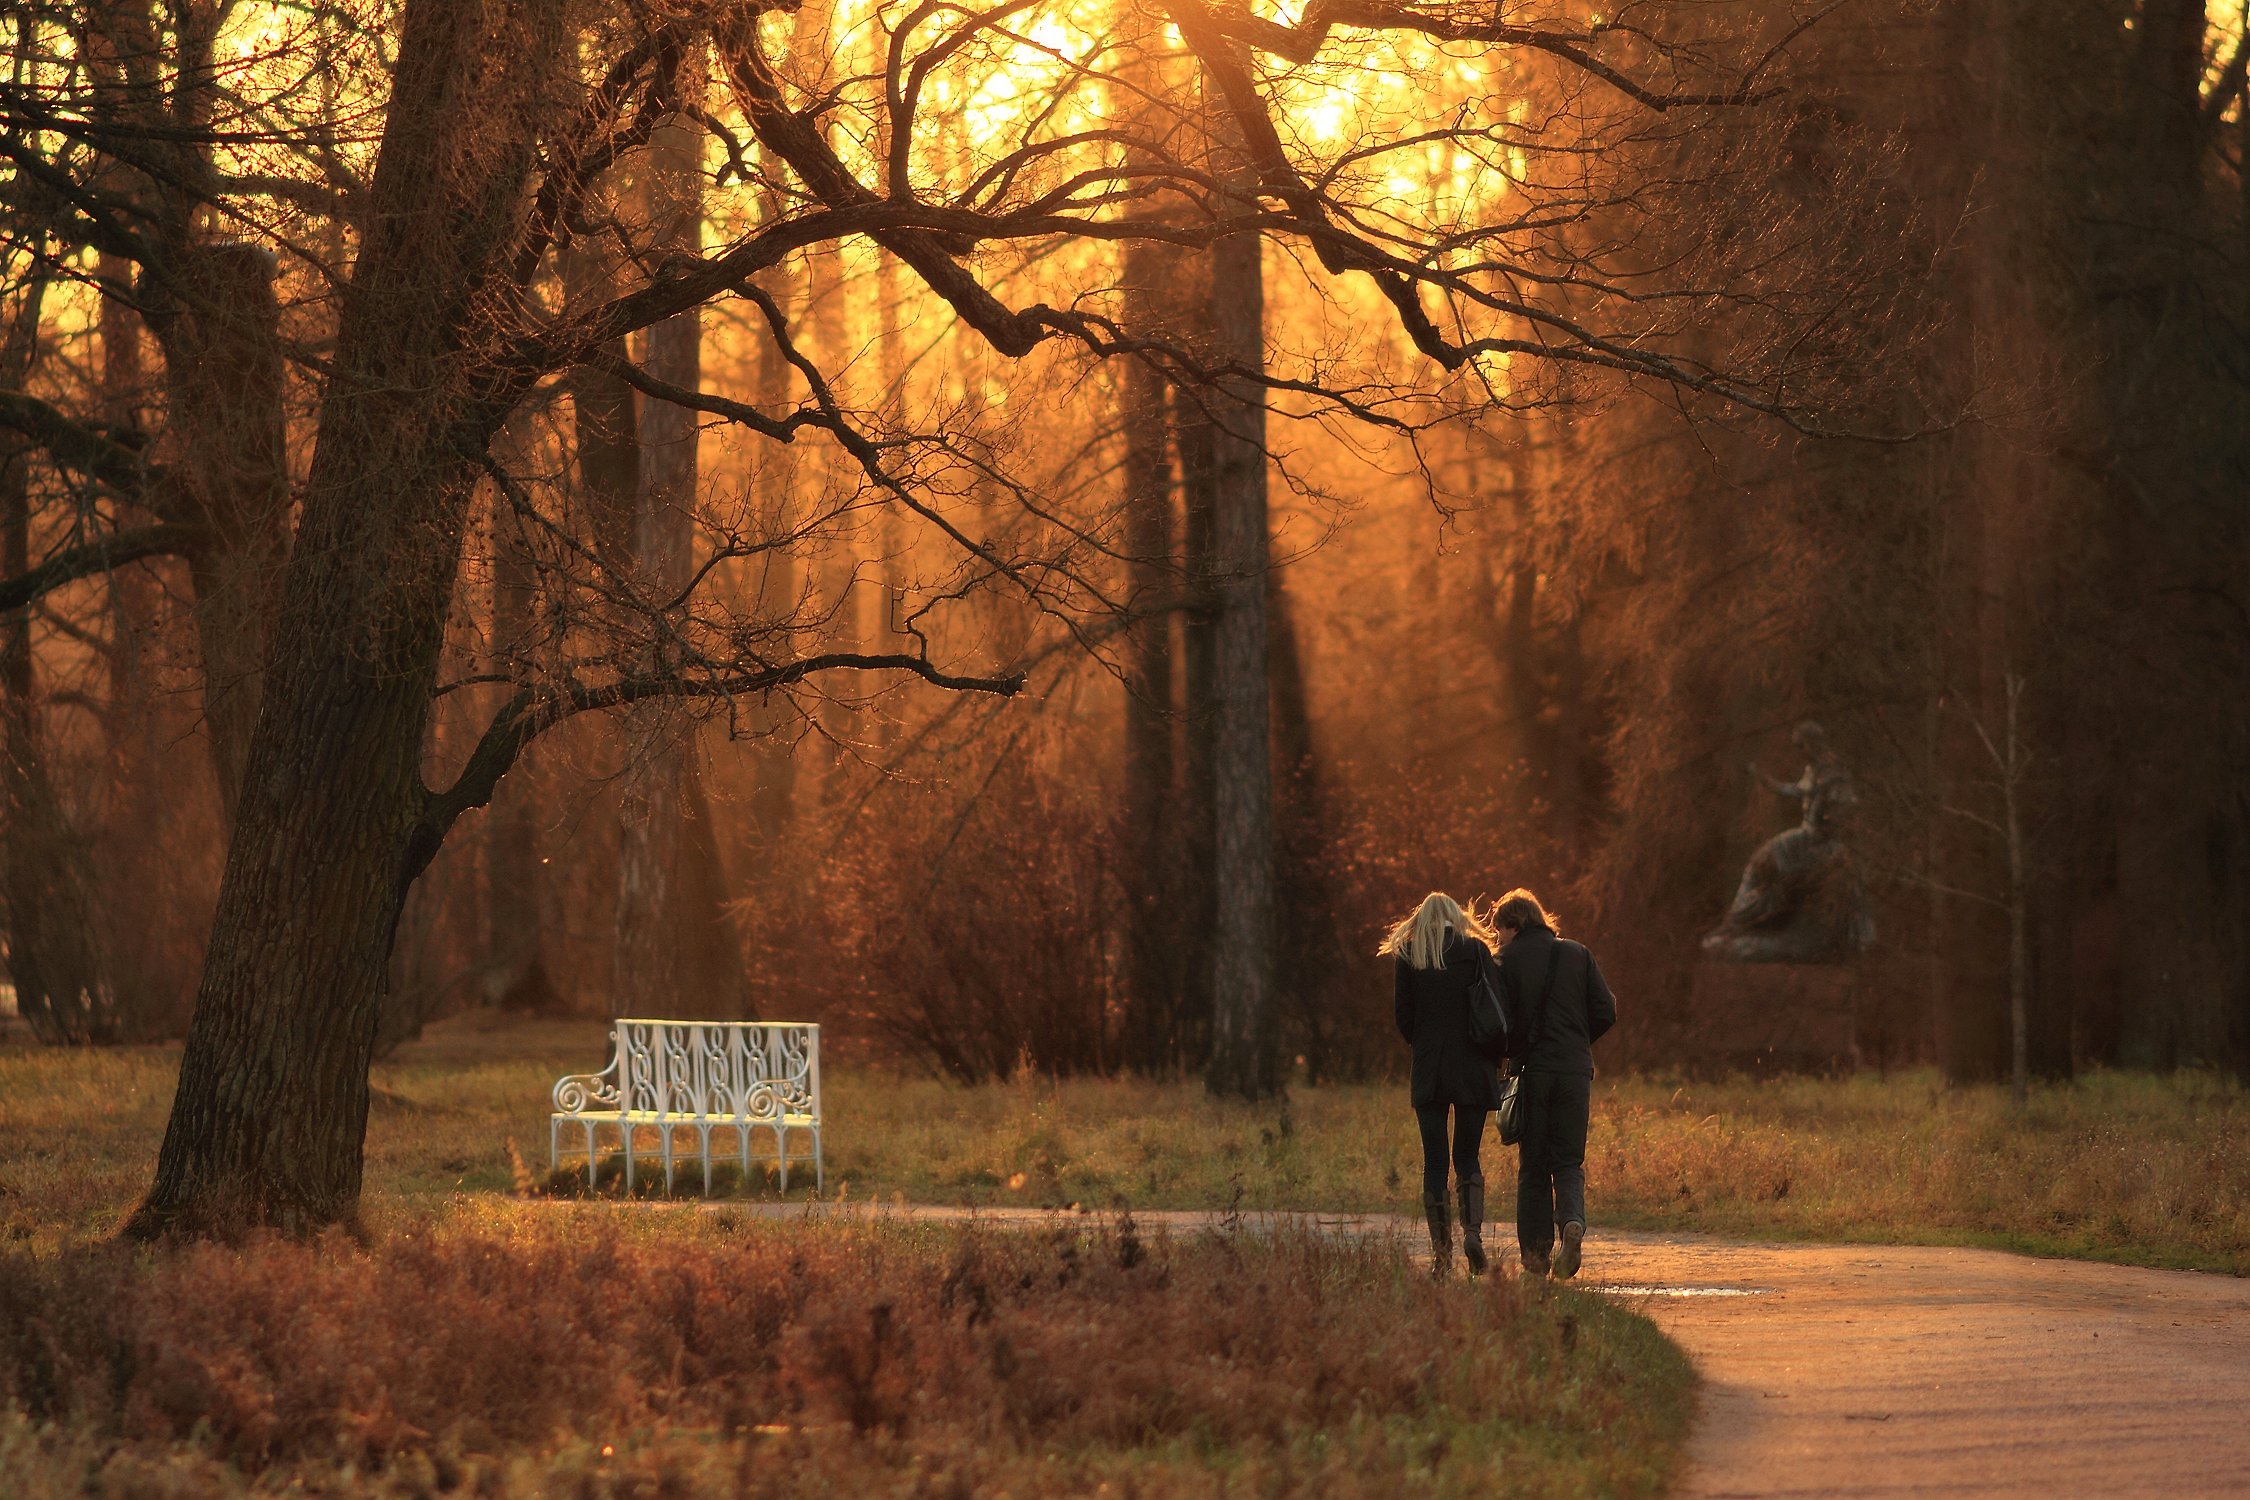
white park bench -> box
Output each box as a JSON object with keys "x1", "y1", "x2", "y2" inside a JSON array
[{"x1": 549, "y1": 1019, "x2": 823, "y2": 1196}]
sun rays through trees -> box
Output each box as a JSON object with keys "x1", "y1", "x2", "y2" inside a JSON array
[{"x1": 0, "y1": 0, "x2": 2241, "y2": 1240}]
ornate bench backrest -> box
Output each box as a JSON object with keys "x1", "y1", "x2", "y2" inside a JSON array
[{"x1": 612, "y1": 1020, "x2": 821, "y2": 1122}]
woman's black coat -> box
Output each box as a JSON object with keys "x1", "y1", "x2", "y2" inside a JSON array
[{"x1": 1393, "y1": 933, "x2": 1505, "y2": 1110}]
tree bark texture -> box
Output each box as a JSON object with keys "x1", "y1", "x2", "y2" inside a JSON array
[
  {"x1": 793, "y1": 0, "x2": 859, "y2": 803},
  {"x1": 485, "y1": 462, "x2": 559, "y2": 1015},
  {"x1": 1171, "y1": 306, "x2": 1219, "y2": 1067},
  {"x1": 1268, "y1": 569, "x2": 1347, "y2": 1079},
  {"x1": 3, "y1": 318, "x2": 119, "y2": 1045},
  {"x1": 563, "y1": 245, "x2": 640, "y2": 570},
  {"x1": 616, "y1": 50, "x2": 704, "y2": 1019},
  {"x1": 1201, "y1": 193, "x2": 1278, "y2": 1100},
  {"x1": 158, "y1": 244, "x2": 291, "y2": 826},
  {"x1": 744, "y1": 206, "x2": 801, "y2": 846},
  {"x1": 126, "y1": 0, "x2": 560, "y2": 1237},
  {"x1": 1929, "y1": 0, "x2": 2016, "y2": 1083},
  {"x1": 94, "y1": 251, "x2": 201, "y2": 1038},
  {"x1": 1117, "y1": 231, "x2": 1178, "y2": 1069},
  {"x1": 868, "y1": 16, "x2": 908, "y2": 753}
]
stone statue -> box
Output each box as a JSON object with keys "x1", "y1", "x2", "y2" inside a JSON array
[{"x1": 1701, "y1": 721, "x2": 1875, "y2": 964}]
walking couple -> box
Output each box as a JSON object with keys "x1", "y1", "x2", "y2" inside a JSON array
[{"x1": 1387, "y1": 888, "x2": 1617, "y2": 1277}]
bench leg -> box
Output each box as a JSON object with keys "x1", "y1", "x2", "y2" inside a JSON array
[
  {"x1": 777, "y1": 1124, "x2": 789, "y2": 1197},
  {"x1": 699, "y1": 1124, "x2": 713, "y2": 1197},
  {"x1": 583, "y1": 1122, "x2": 598, "y2": 1188},
  {"x1": 663, "y1": 1126, "x2": 676, "y2": 1196},
  {"x1": 623, "y1": 1125, "x2": 637, "y2": 1195},
  {"x1": 739, "y1": 1121, "x2": 752, "y2": 1192},
  {"x1": 814, "y1": 1126, "x2": 823, "y2": 1196}
]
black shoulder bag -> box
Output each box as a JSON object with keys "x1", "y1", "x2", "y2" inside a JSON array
[
  {"x1": 1466, "y1": 949, "x2": 1510, "y2": 1052},
  {"x1": 1496, "y1": 944, "x2": 1563, "y2": 1147}
]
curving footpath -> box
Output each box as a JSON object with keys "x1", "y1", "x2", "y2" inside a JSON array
[
  {"x1": 1582, "y1": 1230, "x2": 2250, "y2": 1499},
  {"x1": 737, "y1": 1203, "x2": 2250, "y2": 1497}
]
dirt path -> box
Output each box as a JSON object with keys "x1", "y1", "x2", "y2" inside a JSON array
[
  {"x1": 738, "y1": 1203, "x2": 2250, "y2": 1496},
  {"x1": 1579, "y1": 1231, "x2": 2250, "y2": 1498}
]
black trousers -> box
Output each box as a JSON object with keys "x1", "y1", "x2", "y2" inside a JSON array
[
  {"x1": 1413, "y1": 1102, "x2": 1487, "y2": 1200},
  {"x1": 1514, "y1": 1071, "x2": 1591, "y2": 1258}
]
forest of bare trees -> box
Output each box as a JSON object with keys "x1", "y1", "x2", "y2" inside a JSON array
[{"x1": 0, "y1": 0, "x2": 2244, "y2": 1235}]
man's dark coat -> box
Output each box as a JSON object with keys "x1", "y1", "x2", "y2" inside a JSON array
[
  {"x1": 1497, "y1": 923, "x2": 1618, "y2": 1076},
  {"x1": 1393, "y1": 933, "x2": 1505, "y2": 1110}
]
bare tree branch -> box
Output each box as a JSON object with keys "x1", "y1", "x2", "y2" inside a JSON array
[
  {"x1": 0, "y1": 522, "x2": 203, "y2": 612},
  {"x1": 409, "y1": 650, "x2": 1026, "y2": 882},
  {"x1": 0, "y1": 390, "x2": 183, "y2": 512}
]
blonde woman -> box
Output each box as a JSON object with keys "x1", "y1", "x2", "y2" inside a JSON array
[{"x1": 1384, "y1": 891, "x2": 1505, "y2": 1273}]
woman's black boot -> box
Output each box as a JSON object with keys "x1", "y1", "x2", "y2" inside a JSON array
[
  {"x1": 1457, "y1": 1177, "x2": 1488, "y2": 1275},
  {"x1": 1423, "y1": 1191, "x2": 1453, "y2": 1274}
]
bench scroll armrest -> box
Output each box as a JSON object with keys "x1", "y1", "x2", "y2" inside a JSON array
[{"x1": 552, "y1": 1054, "x2": 621, "y2": 1115}]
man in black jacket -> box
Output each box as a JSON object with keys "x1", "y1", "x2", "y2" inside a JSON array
[{"x1": 1493, "y1": 888, "x2": 1618, "y2": 1277}]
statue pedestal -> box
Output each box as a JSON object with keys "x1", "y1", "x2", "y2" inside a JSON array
[{"x1": 1686, "y1": 961, "x2": 1861, "y2": 1074}]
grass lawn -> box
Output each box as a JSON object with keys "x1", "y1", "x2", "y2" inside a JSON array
[
  {"x1": 3, "y1": 1010, "x2": 2245, "y2": 1273},
  {"x1": 2, "y1": 1011, "x2": 2242, "y2": 1495},
  {"x1": 0, "y1": 1016, "x2": 1696, "y2": 1497}
]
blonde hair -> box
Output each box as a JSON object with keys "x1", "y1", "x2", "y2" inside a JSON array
[{"x1": 1378, "y1": 892, "x2": 1497, "y2": 971}]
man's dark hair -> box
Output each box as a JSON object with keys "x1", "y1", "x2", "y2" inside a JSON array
[{"x1": 1493, "y1": 888, "x2": 1556, "y2": 934}]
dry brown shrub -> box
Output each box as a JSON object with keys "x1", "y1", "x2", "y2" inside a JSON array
[{"x1": 0, "y1": 1214, "x2": 1687, "y2": 1495}]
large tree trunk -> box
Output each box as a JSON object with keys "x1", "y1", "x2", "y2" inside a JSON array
[
  {"x1": 1201, "y1": 176, "x2": 1278, "y2": 1100},
  {"x1": 125, "y1": 0, "x2": 558, "y2": 1238}
]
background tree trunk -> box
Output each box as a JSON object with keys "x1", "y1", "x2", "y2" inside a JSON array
[
  {"x1": 159, "y1": 244, "x2": 291, "y2": 825},
  {"x1": 486, "y1": 437, "x2": 559, "y2": 1015},
  {"x1": 1117, "y1": 230, "x2": 1178, "y2": 1068},
  {"x1": 564, "y1": 242, "x2": 640, "y2": 570},
  {"x1": 1268, "y1": 569, "x2": 1346, "y2": 1080},
  {"x1": 615, "y1": 46, "x2": 746, "y2": 1020},
  {"x1": 745, "y1": 232, "x2": 802, "y2": 846},
  {"x1": 1201, "y1": 143, "x2": 1278, "y2": 1100},
  {"x1": 2, "y1": 276, "x2": 118, "y2": 1045},
  {"x1": 1172, "y1": 292, "x2": 1220, "y2": 1070},
  {"x1": 94, "y1": 249, "x2": 202, "y2": 1037}
]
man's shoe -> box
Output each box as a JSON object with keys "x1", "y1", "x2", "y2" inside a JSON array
[
  {"x1": 1554, "y1": 1220, "x2": 1584, "y2": 1280},
  {"x1": 1521, "y1": 1250, "x2": 1551, "y2": 1277}
]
